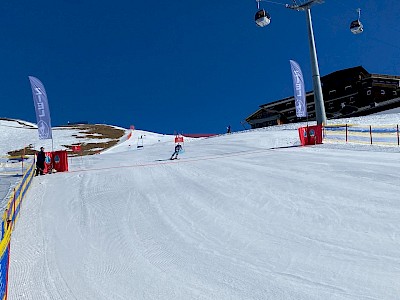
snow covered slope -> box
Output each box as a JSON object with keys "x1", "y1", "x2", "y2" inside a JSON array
[{"x1": 3, "y1": 114, "x2": 400, "y2": 299}]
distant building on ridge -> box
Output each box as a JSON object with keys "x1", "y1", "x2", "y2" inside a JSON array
[
  {"x1": 67, "y1": 121, "x2": 89, "y2": 125},
  {"x1": 245, "y1": 66, "x2": 400, "y2": 129}
]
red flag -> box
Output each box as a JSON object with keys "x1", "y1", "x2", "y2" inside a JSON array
[
  {"x1": 72, "y1": 145, "x2": 81, "y2": 152},
  {"x1": 175, "y1": 136, "x2": 184, "y2": 143}
]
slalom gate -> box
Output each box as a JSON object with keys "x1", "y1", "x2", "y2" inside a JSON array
[
  {"x1": 0, "y1": 161, "x2": 35, "y2": 300},
  {"x1": 324, "y1": 124, "x2": 400, "y2": 146}
]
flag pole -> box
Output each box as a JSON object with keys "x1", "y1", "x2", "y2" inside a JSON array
[
  {"x1": 306, "y1": 111, "x2": 309, "y2": 127},
  {"x1": 51, "y1": 138, "x2": 54, "y2": 173},
  {"x1": 29, "y1": 76, "x2": 53, "y2": 173}
]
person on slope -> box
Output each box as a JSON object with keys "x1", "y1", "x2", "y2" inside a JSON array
[
  {"x1": 170, "y1": 144, "x2": 183, "y2": 160},
  {"x1": 226, "y1": 125, "x2": 231, "y2": 134},
  {"x1": 36, "y1": 147, "x2": 46, "y2": 176}
]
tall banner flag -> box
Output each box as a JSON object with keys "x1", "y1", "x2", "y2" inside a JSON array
[
  {"x1": 289, "y1": 60, "x2": 307, "y2": 118},
  {"x1": 28, "y1": 76, "x2": 53, "y2": 139}
]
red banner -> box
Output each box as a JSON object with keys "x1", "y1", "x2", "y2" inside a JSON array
[
  {"x1": 298, "y1": 125, "x2": 323, "y2": 146},
  {"x1": 52, "y1": 150, "x2": 69, "y2": 172}
]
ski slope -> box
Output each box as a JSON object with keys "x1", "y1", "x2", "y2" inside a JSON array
[{"x1": 3, "y1": 113, "x2": 400, "y2": 299}]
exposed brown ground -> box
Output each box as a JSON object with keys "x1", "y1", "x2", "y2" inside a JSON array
[
  {"x1": 0, "y1": 117, "x2": 35, "y2": 128},
  {"x1": 7, "y1": 124, "x2": 125, "y2": 158}
]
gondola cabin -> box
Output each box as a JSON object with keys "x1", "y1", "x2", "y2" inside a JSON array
[
  {"x1": 350, "y1": 20, "x2": 363, "y2": 34},
  {"x1": 255, "y1": 9, "x2": 271, "y2": 27}
]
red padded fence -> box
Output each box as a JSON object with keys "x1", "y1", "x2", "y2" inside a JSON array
[{"x1": 298, "y1": 125, "x2": 323, "y2": 146}]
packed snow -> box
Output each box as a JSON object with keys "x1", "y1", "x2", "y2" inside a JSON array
[{"x1": 1, "y1": 113, "x2": 400, "y2": 299}]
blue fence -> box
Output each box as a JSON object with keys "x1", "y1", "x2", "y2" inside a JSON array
[
  {"x1": 324, "y1": 124, "x2": 400, "y2": 146},
  {"x1": 0, "y1": 161, "x2": 35, "y2": 300}
]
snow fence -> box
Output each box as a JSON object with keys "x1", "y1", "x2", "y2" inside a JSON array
[
  {"x1": 0, "y1": 161, "x2": 35, "y2": 300},
  {"x1": 324, "y1": 124, "x2": 400, "y2": 146}
]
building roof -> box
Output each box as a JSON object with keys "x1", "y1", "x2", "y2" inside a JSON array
[{"x1": 245, "y1": 66, "x2": 400, "y2": 122}]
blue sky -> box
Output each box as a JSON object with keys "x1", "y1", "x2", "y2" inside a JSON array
[{"x1": 0, "y1": 0, "x2": 399, "y2": 134}]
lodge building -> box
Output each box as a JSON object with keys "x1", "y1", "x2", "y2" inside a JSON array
[{"x1": 245, "y1": 66, "x2": 400, "y2": 128}]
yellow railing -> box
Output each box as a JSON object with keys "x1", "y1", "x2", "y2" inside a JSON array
[{"x1": 0, "y1": 161, "x2": 35, "y2": 300}]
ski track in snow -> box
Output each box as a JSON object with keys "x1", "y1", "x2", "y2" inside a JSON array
[{"x1": 3, "y1": 115, "x2": 400, "y2": 299}]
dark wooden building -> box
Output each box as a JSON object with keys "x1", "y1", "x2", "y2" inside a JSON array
[{"x1": 245, "y1": 66, "x2": 400, "y2": 128}]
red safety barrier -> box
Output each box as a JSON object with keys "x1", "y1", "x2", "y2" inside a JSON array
[
  {"x1": 52, "y1": 150, "x2": 69, "y2": 172},
  {"x1": 43, "y1": 151, "x2": 53, "y2": 174},
  {"x1": 37, "y1": 151, "x2": 69, "y2": 173},
  {"x1": 298, "y1": 125, "x2": 323, "y2": 146}
]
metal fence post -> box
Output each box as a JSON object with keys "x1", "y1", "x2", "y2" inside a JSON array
[{"x1": 369, "y1": 125, "x2": 373, "y2": 145}]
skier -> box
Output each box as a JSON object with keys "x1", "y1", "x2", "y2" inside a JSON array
[
  {"x1": 170, "y1": 143, "x2": 183, "y2": 160},
  {"x1": 36, "y1": 147, "x2": 46, "y2": 176},
  {"x1": 227, "y1": 125, "x2": 231, "y2": 134}
]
